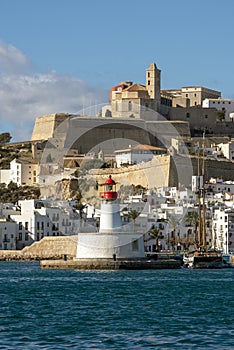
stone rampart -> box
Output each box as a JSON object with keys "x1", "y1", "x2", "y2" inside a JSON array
[
  {"x1": 31, "y1": 113, "x2": 70, "y2": 141},
  {"x1": 0, "y1": 236, "x2": 78, "y2": 260}
]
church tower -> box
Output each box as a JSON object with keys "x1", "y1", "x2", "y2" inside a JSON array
[{"x1": 146, "y1": 63, "x2": 161, "y2": 111}]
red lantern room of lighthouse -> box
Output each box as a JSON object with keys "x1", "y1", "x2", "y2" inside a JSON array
[{"x1": 100, "y1": 175, "x2": 118, "y2": 201}]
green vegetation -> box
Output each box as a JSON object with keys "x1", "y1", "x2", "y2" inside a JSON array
[
  {"x1": 79, "y1": 159, "x2": 110, "y2": 172},
  {"x1": 0, "y1": 132, "x2": 12, "y2": 144},
  {"x1": 0, "y1": 181, "x2": 40, "y2": 203},
  {"x1": 125, "y1": 209, "x2": 140, "y2": 231}
]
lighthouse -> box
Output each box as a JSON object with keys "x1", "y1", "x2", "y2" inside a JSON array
[
  {"x1": 76, "y1": 175, "x2": 145, "y2": 260},
  {"x1": 99, "y1": 175, "x2": 122, "y2": 233}
]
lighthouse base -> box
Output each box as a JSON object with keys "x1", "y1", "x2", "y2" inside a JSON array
[{"x1": 76, "y1": 231, "x2": 145, "y2": 259}]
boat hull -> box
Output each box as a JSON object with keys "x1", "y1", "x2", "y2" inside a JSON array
[{"x1": 183, "y1": 254, "x2": 224, "y2": 269}]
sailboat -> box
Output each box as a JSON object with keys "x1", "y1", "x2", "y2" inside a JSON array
[{"x1": 183, "y1": 134, "x2": 224, "y2": 269}]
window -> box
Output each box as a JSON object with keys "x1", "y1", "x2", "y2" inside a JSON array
[
  {"x1": 148, "y1": 72, "x2": 150, "y2": 77},
  {"x1": 19, "y1": 232, "x2": 22, "y2": 241},
  {"x1": 194, "y1": 93, "x2": 197, "y2": 97},
  {"x1": 25, "y1": 222, "x2": 28, "y2": 230},
  {"x1": 132, "y1": 239, "x2": 139, "y2": 251},
  {"x1": 128, "y1": 101, "x2": 132, "y2": 111},
  {"x1": 25, "y1": 232, "x2": 28, "y2": 241},
  {"x1": 19, "y1": 222, "x2": 22, "y2": 230},
  {"x1": 186, "y1": 112, "x2": 190, "y2": 118},
  {"x1": 37, "y1": 222, "x2": 40, "y2": 230},
  {"x1": 148, "y1": 80, "x2": 150, "y2": 85}
]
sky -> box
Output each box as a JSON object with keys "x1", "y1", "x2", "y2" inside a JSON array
[{"x1": 0, "y1": 0, "x2": 233, "y2": 142}]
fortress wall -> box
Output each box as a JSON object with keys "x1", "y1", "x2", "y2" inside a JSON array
[
  {"x1": 91, "y1": 154, "x2": 172, "y2": 189},
  {"x1": 31, "y1": 113, "x2": 70, "y2": 141},
  {"x1": 191, "y1": 156, "x2": 234, "y2": 182}
]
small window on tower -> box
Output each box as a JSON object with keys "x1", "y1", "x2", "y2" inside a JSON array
[
  {"x1": 148, "y1": 80, "x2": 150, "y2": 85},
  {"x1": 148, "y1": 72, "x2": 150, "y2": 77}
]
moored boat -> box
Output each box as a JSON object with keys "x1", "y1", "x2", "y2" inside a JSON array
[{"x1": 183, "y1": 250, "x2": 224, "y2": 269}]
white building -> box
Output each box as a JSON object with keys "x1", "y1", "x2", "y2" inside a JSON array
[
  {"x1": 202, "y1": 98, "x2": 234, "y2": 121},
  {"x1": 206, "y1": 178, "x2": 234, "y2": 194},
  {"x1": 115, "y1": 144, "x2": 167, "y2": 167},
  {"x1": 10, "y1": 158, "x2": 39, "y2": 186},
  {"x1": 10, "y1": 199, "x2": 79, "y2": 249},
  {"x1": 0, "y1": 218, "x2": 17, "y2": 250},
  {"x1": 217, "y1": 142, "x2": 234, "y2": 161},
  {"x1": 212, "y1": 208, "x2": 234, "y2": 254}
]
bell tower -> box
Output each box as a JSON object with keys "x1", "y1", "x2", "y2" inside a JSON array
[{"x1": 146, "y1": 63, "x2": 161, "y2": 111}]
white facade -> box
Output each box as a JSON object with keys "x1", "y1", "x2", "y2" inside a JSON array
[
  {"x1": 202, "y1": 98, "x2": 234, "y2": 120},
  {"x1": 212, "y1": 208, "x2": 234, "y2": 254},
  {"x1": 206, "y1": 178, "x2": 234, "y2": 194},
  {"x1": 0, "y1": 169, "x2": 11, "y2": 185},
  {"x1": 0, "y1": 219, "x2": 17, "y2": 250},
  {"x1": 10, "y1": 199, "x2": 79, "y2": 249},
  {"x1": 10, "y1": 158, "x2": 39, "y2": 186},
  {"x1": 115, "y1": 144, "x2": 167, "y2": 167},
  {"x1": 217, "y1": 142, "x2": 234, "y2": 161},
  {"x1": 76, "y1": 232, "x2": 145, "y2": 259}
]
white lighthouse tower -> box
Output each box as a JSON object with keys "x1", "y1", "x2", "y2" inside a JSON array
[
  {"x1": 76, "y1": 175, "x2": 145, "y2": 260},
  {"x1": 99, "y1": 175, "x2": 121, "y2": 233}
]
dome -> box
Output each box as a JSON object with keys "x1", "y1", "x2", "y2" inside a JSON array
[{"x1": 104, "y1": 175, "x2": 116, "y2": 185}]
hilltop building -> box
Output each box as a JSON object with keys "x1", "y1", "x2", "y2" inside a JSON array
[
  {"x1": 203, "y1": 98, "x2": 234, "y2": 121},
  {"x1": 115, "y1": 144, "x2": 167, "y2": 167},
  {"x1": 30, "y1": 62, "x2": 234, "y2": 164},
  {"x1": 10, "y1": 159, "x2": 39, "y2": 186}
]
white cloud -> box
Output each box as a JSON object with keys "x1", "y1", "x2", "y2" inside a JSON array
[
  {"x1": 0, "y1": 40, "x2": 108, "y2": 141},
  {"x1": 0, "y1": 39, "x2": 32, "y2": 74}
]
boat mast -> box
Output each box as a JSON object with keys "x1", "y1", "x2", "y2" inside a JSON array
[
  {"x1": 197, "y1": 144, "x2": 202, "y2": 248},
  {"x1": 202, "y1": 130, "x2": 206, "y2": 251}
]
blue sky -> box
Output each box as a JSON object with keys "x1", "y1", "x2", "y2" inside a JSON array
[{"x1": 0, "y1": 0, "x2": 233, "y2": 141}]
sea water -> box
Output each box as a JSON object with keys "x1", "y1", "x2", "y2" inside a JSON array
[{"x1": 0, "y1": 262, "x2": 233, "y2": 349}]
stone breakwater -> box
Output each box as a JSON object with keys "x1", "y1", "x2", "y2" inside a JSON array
[
  {"x1": 40, "y1": 258, "x2": 182, "y2": 270},
  {"x1": 0, "y1": 252, "x2": 72, "y2": 261}
]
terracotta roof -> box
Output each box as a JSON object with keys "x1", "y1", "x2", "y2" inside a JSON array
[{"x1": 132, "y1": 144, "x2": 167, "y2": 151}]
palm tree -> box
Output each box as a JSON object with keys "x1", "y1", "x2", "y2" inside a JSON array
[
  {"x1": 184, "y1": 211, "x2": 198, "y2": 247},
  {"x1": 167, "y1": 215, "x2": 181, "y2": 251},
  {"x1": 149, "y1": 227, "x2": 160, "y2": 252},
  {"x1": 127, "y1": 209, "x2": 140, "y2": 232},
  {"x1": 73, "y1": 202, "x2": 87, "y2": 220}
]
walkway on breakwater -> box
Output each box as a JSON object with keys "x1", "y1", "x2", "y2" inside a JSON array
[{"x1": 40, "y1": 258, "x2": 182, "y2": 270}]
